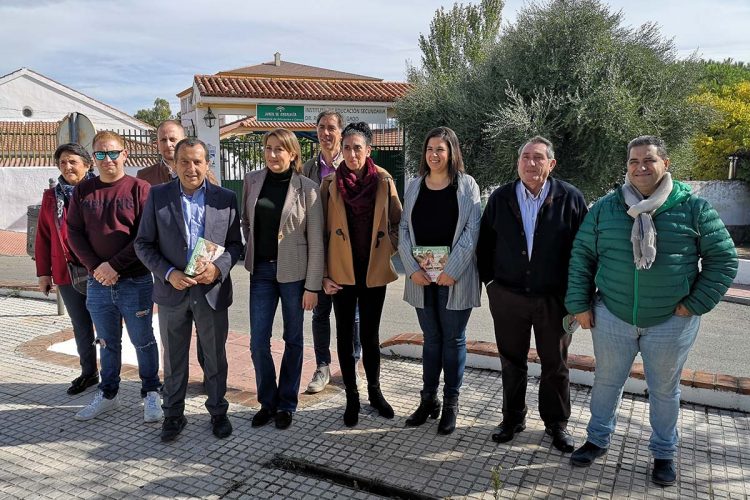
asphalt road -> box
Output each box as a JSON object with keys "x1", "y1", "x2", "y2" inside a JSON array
[{"x1": 4, "y1": 254, "x2": 749, "y2": 378}]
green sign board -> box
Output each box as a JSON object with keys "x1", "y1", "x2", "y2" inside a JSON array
[{"x1": 257, "y1": 104, "x2": 305, "y2": 122}]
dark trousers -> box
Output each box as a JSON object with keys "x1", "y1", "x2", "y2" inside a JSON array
[
  {"x1": 332, "y1": 284, "x2": 386, "y2": 391},
  {"x1": 487, "y1": 283, "x2": 572, "y2": 427},
  {"x1": 158, "y1": 289, "x2": 229, "y2": 418},
  {"x1": 312, "y1": 291, "x2": 361, "y2": 366},
  {"x1": 58, "y1": 284, "x2": 97, "y2": 377}
]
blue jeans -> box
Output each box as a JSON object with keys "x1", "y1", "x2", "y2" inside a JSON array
[
  {"x1": 312, "y1": 292, "x2": 361, "y2": 366},
  {"x1": 587, "y1": 299, "x2": 700, "y2": 459},
  {"x1": 86, "y1": 274, "x2": 161, "y2": 399},
  {"x1": 249, "y1": 260, "x2": 304, "y2": 412},
  {"x1": 415, "y1": 285, "x2": 471, "y2": 399}
]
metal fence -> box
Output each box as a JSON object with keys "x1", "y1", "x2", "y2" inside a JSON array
[
  {"x1": 219, "y1": 130, "x2": 405, "y2": 202},
  {"x1": 0, "y1": 124, "x2": 158, "y2": 168}
]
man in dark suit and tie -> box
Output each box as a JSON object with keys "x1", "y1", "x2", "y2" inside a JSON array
[{"x1": 135, "y1": 137, "x2": 243, "y2": 442}]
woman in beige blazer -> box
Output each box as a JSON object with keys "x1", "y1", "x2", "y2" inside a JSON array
[
  {"x1": 241, "y1": 128, "x2": 324, "y2": 430},
  {"x1": 320, "y1": 122, "x2": 402, "y2": 427}
]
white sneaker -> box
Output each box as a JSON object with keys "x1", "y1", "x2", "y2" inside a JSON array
[
  {"x1": 143, "y1": 391, "x2": 163, "y2": 423},
  {"x1": 74, "y1": 390, "x2": 120, "y2": 421},
  {"x1": 306, "y1": 364, "x2": 331, "y2": 394}
]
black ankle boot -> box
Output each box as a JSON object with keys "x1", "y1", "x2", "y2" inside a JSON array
[
  {"x1": 437, "y1": 396, "x2": 458, "y2": 435},
  {"x1": 405, "y1": 394, "x2": 441, "y2": 427},
  {"x1": 368, "y1": 385, "x2": 394, "y2": 419},
  {"x1": 344, "y1": 389, "x2": 360, "y2": 427}
]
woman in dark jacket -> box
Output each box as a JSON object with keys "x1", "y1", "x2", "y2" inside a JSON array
[
  {"x1": 398, "y1": 127, "x2": 481, "y2": 434},
  {"x1": 35, "y1": 143, "x2": 98, "y2": 395},
  {"x1": 320, "y1": 122, "x2": 402, "y2": 427}
]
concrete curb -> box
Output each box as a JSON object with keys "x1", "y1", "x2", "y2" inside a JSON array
[
  {"x1": 381, "y1": 333, "x2": 750, "y2": 412},
  {"x1": 0, "y1": 287, "x2": 56, "y2": 301}
]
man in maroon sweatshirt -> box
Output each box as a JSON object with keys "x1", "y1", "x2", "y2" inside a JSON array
[{"x1": 67, "y1": 130, "x2": 163, "y2": 423}]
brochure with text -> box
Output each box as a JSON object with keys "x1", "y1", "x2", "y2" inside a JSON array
[
  {"x1": 184, "y1": 237, "x2": 225, "y2": 276},
  {"x1": 412, "y1": 245, "x2": 450, "y2": 282}
]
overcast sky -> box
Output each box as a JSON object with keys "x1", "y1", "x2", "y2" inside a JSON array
[{"x1": 2, "y1": 0, "x2": 749, "y2": 116}]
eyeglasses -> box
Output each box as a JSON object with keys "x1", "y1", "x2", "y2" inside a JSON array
[{"x1": 93, "y1": 150, "x2": 123, "y2": 161}]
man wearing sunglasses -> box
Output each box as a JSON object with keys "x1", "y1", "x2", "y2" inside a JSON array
[{"x1": 67, "y1": 130, "x2": 163, "y2": 424}]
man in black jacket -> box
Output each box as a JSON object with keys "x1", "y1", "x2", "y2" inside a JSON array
[{"x1": 477, "y1": 136, "x2": 587, "y2": 452}]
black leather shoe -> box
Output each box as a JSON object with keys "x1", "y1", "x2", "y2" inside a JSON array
[
  {"x1": 491, "y1": 421, "x2": 526, "y2": 443},
  {"x1": 251, "y1": 407, "x2": 276, "y2": 427},
  {"x1": 67, "y1": 373, "x2": 99, "y2": 395},
  {"x1": 405, "y1": 397, "x2": 441, "y2": 427},
  {"x1": 160, "y1": 415, "x2": 187, "y2": 442},
  {"x1": 368, "y1": 386, "x2": 394, "y2": 419},
  {"x1": 275, "y1": 410, "x2": 293, "y2": 430},
  {"x1": 570, "y1": 441, "x2": 608, "y2": 467},
  {"x1": 211, "y1": 414, "x2": 232, "y2": 438},
  {"x1": 651, "y1": 459, "x2": 676, "y2": 486},
  {"x1": 546, "y1": 426, "x2": 575, "y2": 453}
]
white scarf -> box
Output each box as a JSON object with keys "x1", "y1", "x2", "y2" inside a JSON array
[{"x1": 621, "y1": 172, "x2": 673, "y2": 270}]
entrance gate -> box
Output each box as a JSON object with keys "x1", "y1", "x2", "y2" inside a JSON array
[{"x1": 219, "y1": 134, "x2": 404, "y2": 204}]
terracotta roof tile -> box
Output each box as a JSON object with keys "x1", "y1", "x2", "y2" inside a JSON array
[
  {"x1": 0, "y1": 121, "x2": 158, "y2": 168},
  {"x1": 195, "y1": 75, "x2": 411, "y2": 102},
  {"x1": 220, "y1": 60, "x2": 381, "y2": 81}
]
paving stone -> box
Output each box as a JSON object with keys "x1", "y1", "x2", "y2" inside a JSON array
[{"x1": 1, "y1": 295, "x2": 749, "y2": 498}]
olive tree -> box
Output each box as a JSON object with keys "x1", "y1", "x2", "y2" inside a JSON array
[{"x1": 397, "y1": 0, "x2": 708, "y2": 200}]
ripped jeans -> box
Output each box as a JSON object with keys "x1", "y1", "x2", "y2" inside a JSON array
[{"x1": 86, "y1": 274, "x2": 161, "y2": 399}]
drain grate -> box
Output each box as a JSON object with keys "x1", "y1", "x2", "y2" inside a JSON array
[{"x1": 268, "y1": 454, "x2": 440, "y2": 500}]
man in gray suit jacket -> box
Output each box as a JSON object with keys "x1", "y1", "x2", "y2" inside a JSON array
[{"x1": 135, "y1": 138, "x2": 243, "y2": 442}]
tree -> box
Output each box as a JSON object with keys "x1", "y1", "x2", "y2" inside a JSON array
[
  {"x1": 692, "y1": 59, "x2": 750, "y2": 93},
  {"x1": 690, "y1": 81, "x2": 750, "y2": 180},
  {"x1": 409, "y1": 0, "x2": 503, "y2": 82},
  {"x1": 397, "y1": 0, "x2": 708, "y2": 200},
  {"x1": 134, "y1": 98, "x2": 174, "y2": 127}
]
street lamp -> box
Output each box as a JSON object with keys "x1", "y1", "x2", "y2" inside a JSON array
[
  {"x1": 728, "y1": 152, "x2": 740, "y2": 179},
  {"x1": 203, "y1": 107, "x2": 216, "y2": 128}
]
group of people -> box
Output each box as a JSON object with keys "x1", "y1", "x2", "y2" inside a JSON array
[{"x1": 35, "y1": 110, "x2": 738, "y2": 488}]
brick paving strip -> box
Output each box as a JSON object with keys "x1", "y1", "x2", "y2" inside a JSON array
[{"x1": 2, "y1": 295, "x2": 750, "y2": 498}]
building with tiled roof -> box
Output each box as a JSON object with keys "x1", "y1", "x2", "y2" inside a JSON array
[{"x1": 178, "y1": 53, "x2": 411, "y2": 177}]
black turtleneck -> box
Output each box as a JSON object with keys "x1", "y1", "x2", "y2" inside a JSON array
[{"x1": 254, "y1": 168, "x2": 292, "y2": 262}]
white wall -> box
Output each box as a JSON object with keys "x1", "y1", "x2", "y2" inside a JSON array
[
  {"x1": 686, "y1": 180, "x2": 750, "y2": 226},
  {"x1": 1, "y1": 166, "x2": 142, "y2": 232},
  {"x1": 0, "y1": 73, "x2": 148, "y2": 131}
]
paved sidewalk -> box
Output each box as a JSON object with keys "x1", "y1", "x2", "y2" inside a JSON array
[{"x1": 1, "y1": 296, "x2": 749, "y2": 499}]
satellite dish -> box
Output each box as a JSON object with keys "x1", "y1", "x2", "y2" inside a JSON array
[{"x1": 56, "y1": 112, "x2": 97, "y2": 154}]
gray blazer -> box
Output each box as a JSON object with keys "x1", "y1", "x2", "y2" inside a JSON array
[
  {"x1": 399, "y1": 172, "x2": 482, "y2": 310},
  {"x1": 241, "y1": 168, "x2": 324, "y2": 291},
  {"x1": 134, "y1": 181, "x2": 243, "y2": 311}
]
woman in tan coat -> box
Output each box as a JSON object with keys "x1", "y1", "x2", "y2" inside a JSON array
[{"x1": 321, "y1": 122, "x2": 402, "y2": 427}]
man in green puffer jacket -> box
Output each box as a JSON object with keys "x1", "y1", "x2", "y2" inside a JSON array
[{"x1": 565, "y1": 136, "x2": 737, "y2": 487}]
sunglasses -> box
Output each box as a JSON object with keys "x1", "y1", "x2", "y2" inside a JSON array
[{"x1": 93, "y1": 150, "x2": 123, "y2": 161}]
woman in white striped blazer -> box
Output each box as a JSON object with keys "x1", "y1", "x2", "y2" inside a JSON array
[{"x1": 398, "y1": 127, "x2": 481, "y2": 435}]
